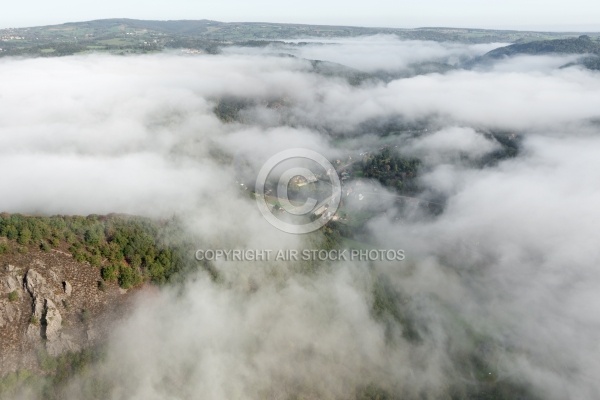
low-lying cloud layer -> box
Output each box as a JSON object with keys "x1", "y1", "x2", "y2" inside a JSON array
[
  {"x1": 226, "y1": 35, "x2": 505, "y2": 72},
  {"x1": 1, "y1": 35, "x2": 600, "y2": 399}
]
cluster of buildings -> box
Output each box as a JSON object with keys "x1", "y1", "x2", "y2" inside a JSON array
[{"x1": 0, "y1": 35, "x2": 25, "y2": 41}]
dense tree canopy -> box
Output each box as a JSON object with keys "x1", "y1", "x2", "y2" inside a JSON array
[{"x1": 0, "y1": 213, "x2": 190, "y2": 288}]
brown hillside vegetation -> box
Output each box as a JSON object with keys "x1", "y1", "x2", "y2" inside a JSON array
[{"x1": 0, "y1": 237, "x2": 140, "y2": 376}]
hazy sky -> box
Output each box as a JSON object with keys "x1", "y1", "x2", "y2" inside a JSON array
[{"x1": 2, "y1": 0, "x2": 600, "y2": 31}]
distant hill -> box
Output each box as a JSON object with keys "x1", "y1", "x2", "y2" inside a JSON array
[
  {"x1": 484, "y1": 35, "x2": 600, "y2": 58},
  {"x1": 61, "y1": 18, "x2": 223, "y2": 35},
  {"x1": 469, "y1": 35, "x2": 600, "y2": 71},
  {"x1": 0, "y1": 18, "x2": 599, "y2": 61},
  {"x1": 1, "y1": 18, "x2": 599, "y2": 59}
]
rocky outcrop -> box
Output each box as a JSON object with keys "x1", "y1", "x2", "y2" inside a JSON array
[
  {"x1": 24, "y1": 269, "x2": 46, "y2": 297},
  {"x1": 0, "y1": 265, "x2": 23, "y2": 328},
  {"x1": 43, "y1": 298, "x2": 80, "y2": 356},
  {"x1": 63, "y1": 281, "x2": 72, "y2": 296},
  {"x1": 23, "y1": 269, "x2": 52, "y2": 343},
  {"x1": 21, "y1": 269, "x2": 80, "y2": 355},
  {"x1": 5, "y1": 275, "x2": 19, "y2": 292},
  {"x1": 42, "y1": 299, "x2": 61, "y2": 341},
  {"x1": 1, "y1": 251, "x2": 134, "y2": 374}
]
